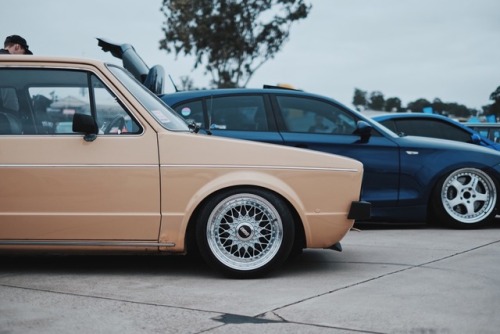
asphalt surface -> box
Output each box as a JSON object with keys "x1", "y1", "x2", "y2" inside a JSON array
[{"x1": 1, "y1": 222, "x2": 499, "y2": 334}]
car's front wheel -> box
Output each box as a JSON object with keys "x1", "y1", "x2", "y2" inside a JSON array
[
  {"x1": 196, "y1": 188, "x2": 294, "y2": 278},
  {"x1": 431, "y1": 168, "x2": 498, "y2": 228}
]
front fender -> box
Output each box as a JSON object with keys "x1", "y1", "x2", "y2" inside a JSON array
[{"x1": 158, "y1": 168, "x2": 306, "y2": 252}]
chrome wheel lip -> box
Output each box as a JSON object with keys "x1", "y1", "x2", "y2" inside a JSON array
[
  {"x1": 441, "y1": 168, "x2": 497, "y2": 224},
  {"x1": 206, "y1": 193, "x2": 283, "y2": 271}
]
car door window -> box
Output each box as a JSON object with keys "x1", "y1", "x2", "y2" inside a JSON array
[
  {"x1": 469, "y1": 126, "x2": 500, "y2": 142},
  {"x1": 173, "y1": 100, "x2": 205, "y2": 128},
  {"x1": 276, "y1": 96, "x2": 356, "y2": 135},
  {"x1": 475, "y1": 128, "x2": 489, "y2": 139},
  {"x1": 0, "y1": 68, "x2": 141, "y2": 135},
  {"x1": 207, "y1": 95, "x2": 268, "y2": 131},
  {"x1": 0, "y1": 87, "x2": 22, "y2": 134},
  {"x1": 394, "y1": 119, "x2": 471, "y2": 142}
]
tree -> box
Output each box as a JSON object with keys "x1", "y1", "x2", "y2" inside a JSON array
[
  {"x1": 407, "y1": 98, "x2": 431, "y2": 113},
  {"x1": 352, "y1": 88, "x2": 367, "y2": 111},
  {"x1": 431, "y1": 98, "x2": 445, "y2": 115},
  {"x1": 445, "y1": 103, "x2": 471, "y2": 118},
  {"x1": 159, "y1": 0, "x2": 312, "y2": 88},
  {"x1": 384, "y1": 97, "x2": 402, "y2": 112},
  {"x1": 179, "y1": 76, "x2": 196, "y2": 91},
  {"x1": 490, "y1": 85, "x2": 500, "y2": 102},
  {"x1": 486, "y1": 85, "x2": 500, "y2": 119},
  {"x1": 368, "y1": 91, "x2": 385, "y2": 111}
]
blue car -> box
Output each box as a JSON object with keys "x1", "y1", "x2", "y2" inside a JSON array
[
  {"x1": 466, "y1": 123, "x2": 500, "y2": 144},
  {"x1": 372, "y1": 113, "x2": 500, "y2": 151},
  {"x1": 100, "y1": 39, "x2": 500, "y2": 228},
  {"x1": 160, "y1": 88, "x2": 500, "y2": 228}
]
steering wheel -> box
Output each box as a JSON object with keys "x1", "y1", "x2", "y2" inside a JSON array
[{"x1": 103, "y1": 115, "x2": 126, "y2": 134}]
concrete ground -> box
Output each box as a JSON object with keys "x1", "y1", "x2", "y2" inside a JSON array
[{"x1": 1, "y1": 223, "x2": 499, "y2": 334}]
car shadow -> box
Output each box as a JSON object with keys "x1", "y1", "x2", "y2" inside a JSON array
[
  {"x1": 354, "y1": 218, "x2": 500, "y2": 230},
  {"x1": 0, "y1": 253, "x2": 217, "y2": 278},
  {"x1": 1, "y1": 219, "x2": 499, "y2": 279},
  {"x1": 0, "y1": 251, "x2": 359, "y2": 279},
  {"x1": 353, "y1": 221, "x2": 428, "y2": 230}
]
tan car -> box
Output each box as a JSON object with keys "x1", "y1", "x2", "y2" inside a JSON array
[{"x1": 0, "y1": 55, "x2": 370, "y2": 278}]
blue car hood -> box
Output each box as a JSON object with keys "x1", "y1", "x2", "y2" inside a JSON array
[{"x1": 395, "y1": 135, "x2": 500, "y2": 156}]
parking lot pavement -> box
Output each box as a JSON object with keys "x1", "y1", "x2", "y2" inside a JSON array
[{"x1": 1, "y1": 223, "x2": 499, "y2": 334}]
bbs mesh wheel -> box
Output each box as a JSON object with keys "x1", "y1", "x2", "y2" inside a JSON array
[{"x1": 196, "y1": 188, "x2": 294, "y2": 278}]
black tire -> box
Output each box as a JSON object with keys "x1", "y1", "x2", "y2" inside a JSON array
[
  {"x1": 195, "y1": 188, "x2": 295, "y2": 278},
  {"x1": 430, "y1": 168, "x2": 498, "y2": 228}
]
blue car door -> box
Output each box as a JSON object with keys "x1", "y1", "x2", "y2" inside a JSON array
[{"x1": 273, "y1": 94, "x2": 400, "y2": 207}]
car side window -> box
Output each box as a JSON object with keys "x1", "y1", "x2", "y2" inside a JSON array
[
  {"x1": 0, "y1": 68, "x2": 141, "y2": 135},
  {"x1": 276, "y1": 96, "x2": 356, "y2": 134},
  {"x1": 0, "y1": 82, "x2": 23, "y2": 134},
  {"x1": 469, "y1": 126, "x2": 500, "y2": 143},
  {"x1": 173, "y1": 100, "x2": 204, "y2": 128},
  {"x1": 492, "y1": 130, "x2": 500, "y2": 143},
  {"x1": 207, "y1": 95, "x2": 268, "y2": 131},
  {"x1": 378, "y1": 120, "x2": 398, "y2": 133},
  {"x1": 90, "y1": 75, "x2": 141, "y2": 134},
  {"x1": 394, "y1": 119, "x2": 471, "y2": 143},
  {"x1": 476, "y1": 129, "x2": 490, "y2": 139}
]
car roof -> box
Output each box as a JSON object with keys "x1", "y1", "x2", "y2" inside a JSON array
[
  {"x1": 161, "y1": 87, "x2": 343, "y2": 106},
  {"x1": 465, "y1": 122, "x2": 500, "y2": 128},
  {"x1": 0, "y1": 55, "x2": 107, "y2": 68},
  {"x1": 372, "y1": 113, "x2": 461, "y2": 122}
]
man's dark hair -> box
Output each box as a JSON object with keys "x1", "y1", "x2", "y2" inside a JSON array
[{"x1": 4, "y1": 35, "x2": 33, "y2": 54}]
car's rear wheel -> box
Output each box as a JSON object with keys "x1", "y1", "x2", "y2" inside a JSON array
[
  {"x1": 196, "y1": 188, "x2": 294, "y2": 278},
  {"x1": 431, "y1": 168, "x2": 497, "y2": 228}
]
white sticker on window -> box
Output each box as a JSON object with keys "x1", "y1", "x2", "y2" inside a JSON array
[{"x1": 152, "y1": 110, "x2": 170, "y2": 123}]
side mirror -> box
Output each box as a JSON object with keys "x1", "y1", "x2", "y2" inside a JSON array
[
  {"x1": 470, "y1": 133, "x2": 482, "y2": 145},
  {"x1": 354, "y1": 120, "x2": 372, "y2": 143},
  {"x1": 73, "y1": 113, "x2": 98, "y2": 142}
]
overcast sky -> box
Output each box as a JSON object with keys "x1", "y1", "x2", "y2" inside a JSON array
[{"x1": 2, "y1": 0, "x2": 499, "y2": 110}]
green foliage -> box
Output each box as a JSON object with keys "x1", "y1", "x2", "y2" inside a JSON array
[
  {"x1": 487, "y1": 102, "x2": 500, "y2": 117},
  {"x1": 407, "y1": 98, "x2": 431, "y2": 113},
  {"x1": 356, "y1": 88, "x2": 480, "y2": 118},
  {"x1": 485, "y1": 85, "x2": 500, "y2": 118},
  {"x1": 443, "y1": 103, "x2": 471, "y2": 118},
  {"x1": 490, "y1": 86, "x2": 500, "y2": 102},
  {"x1": 160, "y1": 0, "x2": 311, "y2": 88},
  {"x1": 384, "y1": 97, "x2": 402, "y2": 112},
  {"x1": 368, "y1": 91, "x2": 385, "y2": 111},
  {"x1": 431, "y1": 98, "x2": 445, "y2": 114},
  {"x1": 352, "y1": 88, "x2": 367, "y2": 110}
]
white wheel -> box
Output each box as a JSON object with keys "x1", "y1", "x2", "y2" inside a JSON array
[
  {"x1": 196, "y1": 188, "x2": 294, "y2": 278},
  {"x1": 432, "y1": 168, "x2": 497, "y2": 228}
]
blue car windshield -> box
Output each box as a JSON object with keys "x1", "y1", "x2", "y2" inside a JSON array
[{"x1": 107, "y1": 64, "x2": 190, "y2": 132}]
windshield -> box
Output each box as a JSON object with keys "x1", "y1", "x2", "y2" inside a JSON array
[{"x1": 107, "y1": 65, "x2": 189, "y2": 131}]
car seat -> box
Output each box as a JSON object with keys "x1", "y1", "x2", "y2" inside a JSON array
[{"x1": 0, "y1": 112, "x2": 22, "y2": 134}]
